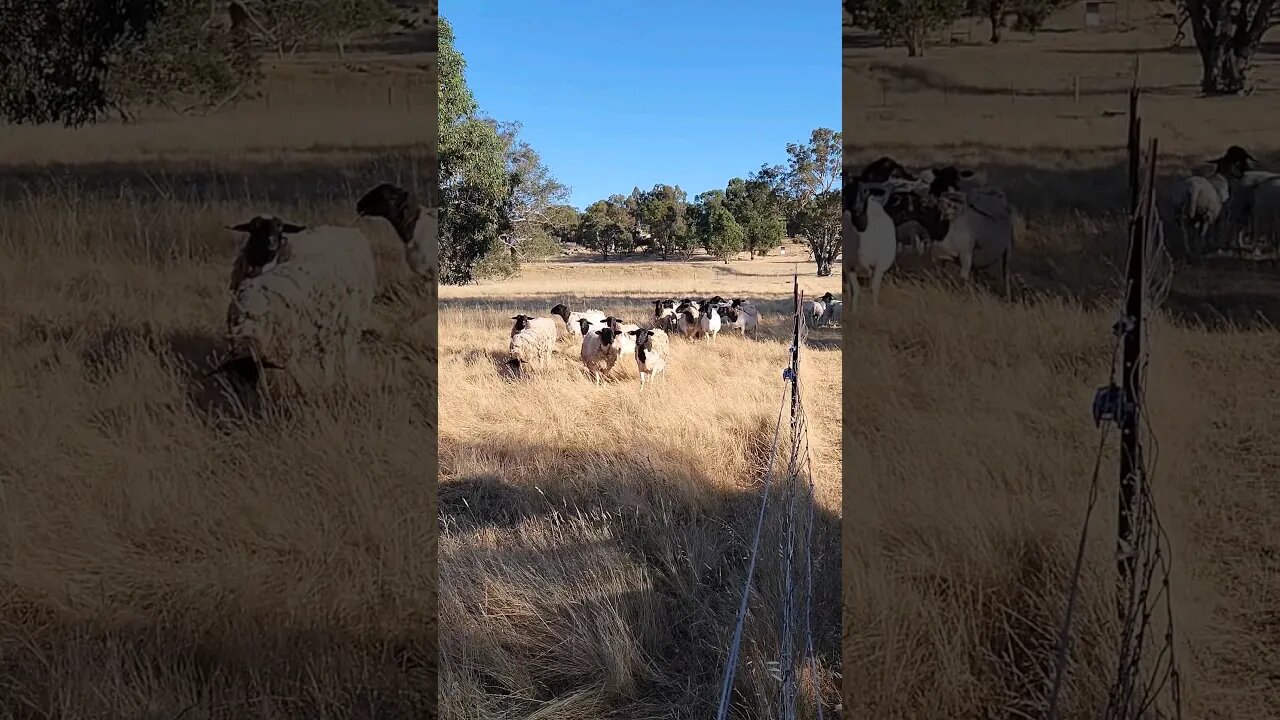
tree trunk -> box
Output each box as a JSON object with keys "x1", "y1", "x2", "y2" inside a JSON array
[
  {"x1": 1186, "y1": 0, "x2": 1275, "y2": 95},
  {"x1": 988, "y1": 1, "x2": 1004, "y2": 43},
  {"x1": 905, "y1": 24, "x2": 926, "y2": 56}
]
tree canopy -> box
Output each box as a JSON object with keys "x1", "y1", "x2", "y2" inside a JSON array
[{"x1": 0, "y1": 0, "x2": 398, "y2": 125}]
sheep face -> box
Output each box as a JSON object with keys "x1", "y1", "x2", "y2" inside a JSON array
[
  {"x1": 228, "y1": 216, "x2": 305, "y2": 269},
  {"x1": 845, "y1": 177, "x2": 870, "y2": 233},
  {"x1": 1210, "y1": 146, "x2": 1257, "y2": 180},
  {"x1": 858, "y1": 156, "x2": 916, "y2": 184},
  {"x1": 356, "y1": 182, "x2": 411, "y2": 220},
  {"x1": 356, "y1": 182, "x2": 420, "y2": 244},
  {"x1": 820, "y1": 292, "x2": 836, "y2": 304},
  {"x1": 511, "y1": 314, "x2": 536, "y2": 333},
  {"x1": 597, "y1": 327, "x2": 620, "y2": 347},
  {"x1": 629, "y1": 327, "x2": 654, "y2": 349},
  {"x1": 550, "y1": 303, "x2": 572, "y2": 323},
  {"x1": 577, "y1": 317, "x2": 595, "y2": 335},
  {"x1": 926, "y1": 166, "x2": 975, "y2": 196}
]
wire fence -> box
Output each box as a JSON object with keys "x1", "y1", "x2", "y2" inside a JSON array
[
  {"x1": 716, "y1": 273, "x2": 828, "y2": 720},
  {"x1": 1046, "y1": 73, "x2": 1183, "y2": 720}
]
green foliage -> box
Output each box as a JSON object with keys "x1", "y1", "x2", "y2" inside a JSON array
[
  {"x1": 1010, "y1": 0, "x2": 1069, "y2": 33},
  {"x1": 106, "y1": 0, "x2": 262, "y2": 118},
  {"x1": 438, "y1": 16, "x2": 513, "y2": 284},
  {"x1": 1182, "y1": 0, "x2": 1276, "y2": 95},
  {"x1": 543, "y1": 205, "x2": 582, "y2": 244},
  {"x1": 634, "y1": 184, "x2": 689, "y2": 259},
  {"x1": 437, "y1": 17, "x2": 568, "y2": 282},
  {"x1": 782, "y1": 128, "x2": 842, "y2": 276},
  {"x1": 697, "y1": 201, "x2": 745, "y2": 264},
  {"x1": 725, "y1": 176, "x2": 786, "y2": 258},
  {"x1": 236, "y1": 0, "x2": 393, "y2": 57},
  {"x1": 858, "y1": 0, "x2": 964, "y2": 56},
  {"x1": 497, "y1": 120, "x2": 571, "y2": 264},
  {"x1": 0, "y1": 0, "x2": 164, "y2": 125},
  {"x1": 579, "y1": 197, "x2": 634, "y2": 260}
]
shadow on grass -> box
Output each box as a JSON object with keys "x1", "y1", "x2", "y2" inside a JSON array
[
  {"x1": 863, "y1": 61, "x2": 1188, "y2": 99},
  {"x1": 847, "y1": 146, "x2": 1280, "y2": 330},
  {"x1": 438, "y1": 438, "x2": 842, "y2": 717},
  {"x1": 0, "y1": 598, "x2": 436, "y2": 720},
  {"x1": 0, "y1": 150, "x2": 434, "y2": 207}
]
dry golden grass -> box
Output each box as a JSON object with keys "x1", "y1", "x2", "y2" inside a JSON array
[
  {"x1": 438, "y1": 254, "x2": 842, "y2": 718},
  {"x1": 0, "y1": 44, "x2": 437, "y2": 718},
  {"x1": 846, "y1": 3, "x2": 1280, "y2": 718}
]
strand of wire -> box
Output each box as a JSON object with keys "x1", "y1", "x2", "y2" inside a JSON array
[
  {"x1": 1046, "y1": 142, "x2": 1178, "y2": 720},
  {"x1": 779, "y1": 304, "x2": 811, "y2": 719},
  {"x1": 795, "y1": 370, "x2": 826, "y2": 720},
  {"x1": 1104, "y1": 150, "x2": 1182, "y2": 720},
  {"x1": 714, "y1": 342, "x2": 795, "y2": 720}
]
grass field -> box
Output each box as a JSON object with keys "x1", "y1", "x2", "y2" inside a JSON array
[
  {"x1": 845, "y1": 3, "x2": 1280, "y2": 718},
  {"x1": 437, "y1": 251, "x2": 843, "y2": 718},
  {"x1": 0, "y1": 26, "x2": 437, "y2": 719}
]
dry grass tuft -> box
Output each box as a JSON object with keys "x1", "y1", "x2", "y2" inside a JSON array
[{"x1": 438, "y1": 255, "x2": 842, "y2": 718}]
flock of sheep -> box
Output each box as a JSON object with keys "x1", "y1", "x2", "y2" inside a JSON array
[
  {"x1": 1168, "y1": 144, "x2": 1280, "y2": 260},
  {"x1": 843, "y1": 156, "x2": 1017, "y2": 311},
  {"x1": 206, "y1": 182, "x2": 434, "y2": 391},
  {"x1": 843, "y1": 145, "x2": 1280, "y2": 314},
  {"x1": 505, "y1": 290, "x2": 844, "y2": 387}
]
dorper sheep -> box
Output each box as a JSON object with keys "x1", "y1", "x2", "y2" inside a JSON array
[
  {"x1": 723, "y1": 304, "x2": 762, "y2": 337},
  {"x1": 697, "y1": 301, "x2": 722, "y2": 343},
  {"x1": 225, "y1": 215, "x2": 307, "y2": 291},
  {"x1": 818, "y1": 291, "x2": 843, "y2": 326},
  {"x1": 552, "y1": 303, "x2": 608, "y2": 337},
  {"x1": 356, "y1": 182, "x2": 436, "y2": 278},
  {"x1": 843, "y1": 175, "x2": 897, "y2": 312},
  {"x1": 580, "y1": 325, "x2": 625, "y2": 385},
  {"x1": 1171, "y1": 146, "x2": 1249, "y2": 260},
  {"x1": 212, "y1": 216, "x2": 377, "y2": 391},
  {"x1": 883, "y1": 179, "x2": 1014, "y2": 298},
  {"x1": 507, "y1": 314, "x2": 559, "y2": 377},
  {"x1": 629, "y1": 327, "x2": 670, "y2": 388}
]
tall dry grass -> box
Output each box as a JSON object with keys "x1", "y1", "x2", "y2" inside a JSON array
[
  {"x1": 845, "y1": 4, "x2": 1280, "y2": 718},
  {"x1": 438, "y1": 257, "x2": 842, "y2": 718},
  {"x1": 0, "y1": 49, "x2": 437, "y2": 717}
]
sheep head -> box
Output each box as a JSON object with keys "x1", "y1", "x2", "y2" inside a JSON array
[
  {"x1": 510, "y1": 314, "x2": 536, "y2": 333},
  {"x1": 357, "y1": 182, "x2": 420, "y2": 244},
  {"x1": 227, "y1": 215, "x2": 305, "y2": 269}
]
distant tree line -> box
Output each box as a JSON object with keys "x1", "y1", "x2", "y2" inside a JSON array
[
  {"x1": 439, "y1": 16, "x2": 842, "y2": 281},
  {"x1": 845, "y1": 0, "x2": 1279, "y2": 95},
  {"x1": 569, "y1": 128, "x2": 840, "y2": 276},
  {"x1": 0, "y1": 0, "x2": 402, "y2": 125}
]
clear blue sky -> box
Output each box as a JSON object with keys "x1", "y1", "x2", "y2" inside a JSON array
[{"x1": 447, "y1": 2, "x2": 838, "y2": 211}]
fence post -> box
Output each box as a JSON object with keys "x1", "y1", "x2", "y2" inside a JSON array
[{"x1": 791, "y1": 274, "x2": 801, "y2": 429}]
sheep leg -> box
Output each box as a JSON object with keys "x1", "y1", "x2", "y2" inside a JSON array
[
  {"x1": 870, "y1": 268, "x2": 884, "y2": 309},
  {"x1": 958, "y1": 251, "x2": 973, "y2": 283},
  {"x1": 1001, "y1": 249, "x2": 1011, "y2": 300},
  {"x1": 640, "y1": 371, "x2": 647, "y2": 390}
]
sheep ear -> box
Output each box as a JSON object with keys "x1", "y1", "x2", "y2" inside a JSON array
[
  {"x1": 960, "y1": 170, "x2": 975, "y2": 178},
  {"x1": 282, "y1": 223, "x2": 306, "y2": 234},
  {"x1": 227, "y1": 222, "x2": 253, "y2": 232}
]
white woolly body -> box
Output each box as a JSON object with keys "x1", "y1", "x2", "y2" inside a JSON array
[
  {"x1": 226, "y1": 226, "x2": 376, "y2": 387},
  {"x1": 634, "y1": 329, "x2": 670, "y2": 385},
  {"x1": 508, "y1": 318, "x2": 558, "y2": 376},
  {"x1": 580, "y1": 330, "x2": 623, "y2": 383}
]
